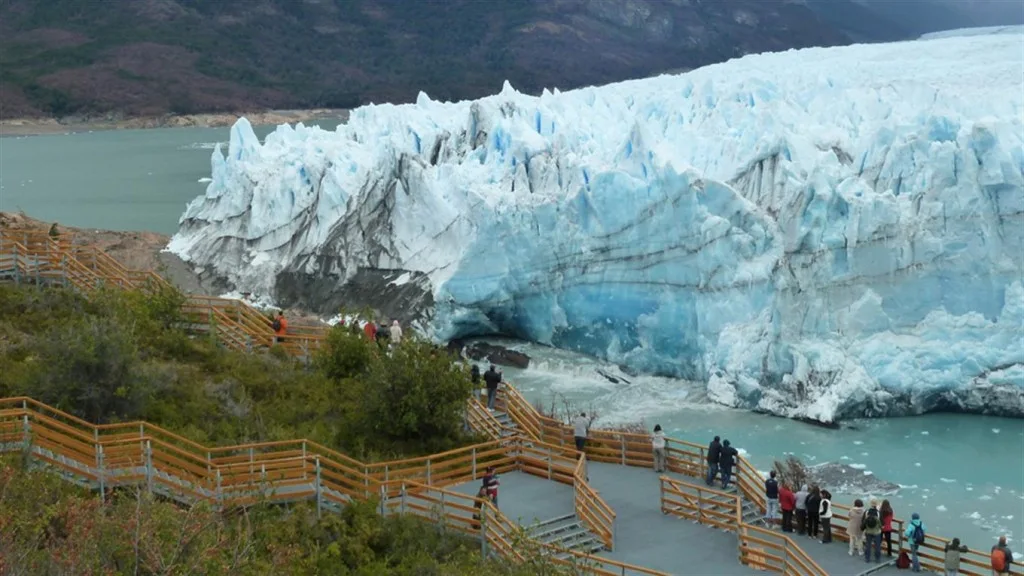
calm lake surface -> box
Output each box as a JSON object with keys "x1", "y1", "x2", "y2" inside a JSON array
[{"x1": 1, "y1": 125, "x2": 1021, "y2": 549}]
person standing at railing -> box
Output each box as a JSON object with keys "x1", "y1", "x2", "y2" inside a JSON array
[
  {"x1": 943, "y1": 537, "x2": 969, "y2": 576},
  {"x1": 389, "y1": 320, "x2": 402, "y2": 344},
  {"x1": 880, "y1": 499, "x2": 896, "y2": 557},
  {"x1": 795, "y1": 484, "x2": 809, "y2": 535},
  {"x1": 806, "y1": 486, "x2": 822, "y2": 539},
  {"x1": 470, "y1": 364, "x2": 482, "y2": 400},
  {"x1": 848, "y1": 498, "x2": 866, "y2": 557},
  {"x1": 719, "y1": 439, "x2": 737, "y2": 489},
  {"x1": 573, "y1": 412, "x2": 589, "y2": 457},
  {"x1": 764, "y1": 470, "x2": 780, "y2": 525},
  {"x1": 706, "y1": 436, "x2": 721, "y2": 486},
  {"x1": 484, "y1": 365, "x2": 502, "y2": 411},
  {"x1": 863, "y1": 499, "x2": 884, "y2": 564},
  {"x1": 779, "y1": 483, "x2": 796, "y2": 532},
  {"x1": 904, "y1": 512, "x2": 927, "y2": 572},
  {"x1": 651, "y1": 424, "x2": 666, "y2": 473},
  {"x1": 819, "y1": 489, "x2": 834, "y2": 543},
  {"x1": 991, "y1": 535, "x2": 1014, "y2": 576}
]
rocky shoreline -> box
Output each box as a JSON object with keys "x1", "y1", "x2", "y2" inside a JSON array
[{"x1": 0, "y1": 108, "x2": 348, "y2": 137}]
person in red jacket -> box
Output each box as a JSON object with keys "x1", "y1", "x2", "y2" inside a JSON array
[{"x1": 779, "y1": 484, "x2": 797, "y2": 532}]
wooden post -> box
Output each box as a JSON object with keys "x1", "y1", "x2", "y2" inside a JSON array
[
  {"x1": 145, "y1": 440, "x2": 153, "y2": 494},
  {"x1": 301, "y1": 441, "x2": 307, "y2": 480},
  {"x1": 426, "y1": 459, "x2": 432, "y2": 485},
  {"x1": 215, "y1": 469, "x2": 222, "y2": 511},
  {"x1": 471, "y1": 448, "x2": 477, "y2": 479},
  {"x1": 480, "y1": 503, "x2": 488, "y2": 557},
  {"x1": 620, "y1": 435, "x2": 626, "y2": 465},
  {"x1": 98, "y1": 444, "x2": 106, "y2": 502},
  {"x1": 315, "y1": 457, "x2": 322, "y2": 519},
  {"x1": 400, "y1": 484, "x2": 406, "y2": 515},
  {"x1": 21, "y1": 400, "x2": 30, "y2": 452}
]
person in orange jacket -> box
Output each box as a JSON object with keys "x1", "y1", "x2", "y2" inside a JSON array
[{"x1": 272, "y1": 311, "x2": 288, "y2": 343}]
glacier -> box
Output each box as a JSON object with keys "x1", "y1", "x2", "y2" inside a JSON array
[{"x1": 169, "y1": 30, "x2": 1024, "y2": 423}]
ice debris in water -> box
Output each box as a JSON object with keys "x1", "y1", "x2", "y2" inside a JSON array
[
  {"x1": 940, "y1": 478, "x2": 957, "y2": 483},
  {"x1": 937, "y1": 505, "x2": 948, "y2": 511},
  {"x1": 170, "y1": 31, "x2": 1024, "y2": 424},
  {"x1": 993, "y1": 428, "x2": 1001, "y2": 433},
  {"x1": 921, "y1": 431, "x2": 930, "y2": 436},
  {"x1": 853, "y1": 441, "x2": 864, "y2": 445}
]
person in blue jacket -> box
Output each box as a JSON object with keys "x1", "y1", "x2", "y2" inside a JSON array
[{"x1": 904, "y1": 512, "x2": 927, "y2": 572}]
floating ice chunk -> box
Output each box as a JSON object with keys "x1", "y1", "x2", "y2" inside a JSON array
[
  {"x1": 993, "y1": 428, "x2": 1001, "y2": 433},
  {"x1": 849, "y1": 463, "x2": 867, "y2": 470},
  {"x1": 921, "y1": 431, "x2": 930, "y2": 436},
  {"x1": 937, "y1": 505, "x2": 948, "y2": 511},
  {"x1": 915, "y1": 463, "x2": 922, "y2": 467},
  {"x1": 853, "y1": 441, "x2": 864, "y2": 445},
  {"x1": 940, "y1": 478, "x2": 957, "y2": 483},
  {"x1": 198, "y1": 177, "x2": 213, "y2": 183},
  {"x1": 969, "y1": 511, "x2": 983, "y2": 519}
]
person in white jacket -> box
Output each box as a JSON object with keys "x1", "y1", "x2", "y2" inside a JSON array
[
  {"x1": 819, "y1": 489, "x2": 834, "y2": 543},
  {"x1": 389, "y1": 320, "x2": 403, "y2": 344},
  {"x1": 651, "y1": 424, "x2": 667, "y2": 473}
]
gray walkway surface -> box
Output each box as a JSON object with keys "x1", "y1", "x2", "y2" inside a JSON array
[
  {"x1": 785, "y1": 531, "x2": 900, "y2": 575},
  {"x1": 450, "y1": 470, "x2": 575, "y2": 528},
  {"x1": 585, "y1": 461, "x2": 757, "y2": 575}
]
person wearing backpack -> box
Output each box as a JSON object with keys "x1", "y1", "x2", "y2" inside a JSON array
[
  {"x1": 863, "y1": 499, "x2": 883, "y2": 564},
  {"x1": 272, "y1": 311, "x2": 288, "y2": 343},
  {"x1": 806, "y1": 487, "x2": 821, "y2": 539},
  {"x1": 991, "y1": 535, "x2": 1014, "y2": 576},
  {"x1": 847, "y1": 498, "x2": 866, "y2": 557},
  {"x1": 944, "y1": 537, "x2": 969, "y2": 576},
  {"x1": 904, "y1": 512, "x2": 927, "y2": 572},
  {"x1": 819, "y1": 489, "x2": 833, "y2": 543}
]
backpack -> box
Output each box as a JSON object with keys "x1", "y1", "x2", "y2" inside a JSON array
[
  {"x1": 896, "y1": 550, "x2": 911, "y2": 569},
  {"x1": 862, "y1": 508, "x2": 879, "y2": 531},
  {"x1": 911, "y1": 523, "x2": 925, "y2": 546},
  {"x1": 992, "y1": 547, "x2": 1008, "y2": 572},
  {"x1": 272, "y1": 318, "x2": 282, "y2": 332}
]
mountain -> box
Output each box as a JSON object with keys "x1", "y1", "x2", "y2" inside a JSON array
[
  {"x1": 167, "y1": 30, "x2": 1024, "y2": 423},
  {"x1": 3, "y1": 0, "x2": 1019, "y2": 121},
  {"x1": 0, "y1": 0, "x2": 851, "y2": 119}
]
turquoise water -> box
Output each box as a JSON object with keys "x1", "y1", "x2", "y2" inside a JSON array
[
  {"x1": 2, "y1": 126, "x2": 1021, "y2": 550},
  {"x1": 0, "y1": 122, "x2": 342, "y2": 234}
]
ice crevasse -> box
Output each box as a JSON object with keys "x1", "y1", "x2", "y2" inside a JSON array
[{"x1": 169, "y1": 29, "x2": 1024, "y2": 423}]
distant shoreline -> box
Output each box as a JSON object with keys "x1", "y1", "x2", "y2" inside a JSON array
[{"x1": 0, "y1": 108, "x2": 349, "y2": 137}]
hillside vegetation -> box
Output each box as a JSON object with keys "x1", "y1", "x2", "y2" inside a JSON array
[
  {"x1": 0, "y1": 282, "x2": 475, "y2": 459},
  {"x1": 0, "y1": 0, "x2": 856, "y2": 118}
]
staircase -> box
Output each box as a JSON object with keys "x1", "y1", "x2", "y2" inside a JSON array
[
  {"x1": 528, "y1": 513, "x2": 607, "y2": 560},
  {"x1": 491, "y1": 410, "x2": 521, "y2": 440}
]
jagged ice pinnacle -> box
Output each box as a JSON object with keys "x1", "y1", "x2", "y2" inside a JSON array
[{"x1": 169, "y1": 29, "x2": 1024, "y2": 423}]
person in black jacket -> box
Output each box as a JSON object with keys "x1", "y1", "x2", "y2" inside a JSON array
[
  {"x1": 706, "y1": 436, "x2": 722, "y2": 485},
  {"x1": 806, "y1": 487, "x2": 822, "y2": 539},
  {"x1": 719, "y1": 439, "x2": 738, "y2": 489},
  {"x1": 470, "y1": 364, "x2": 481, "y2": 400},
  {"x1": 765, "y1": 470, "x2": 780, "y2": 524},
  {"x1": 483, "y1": 365, "x2": 502, "y2": 410}
]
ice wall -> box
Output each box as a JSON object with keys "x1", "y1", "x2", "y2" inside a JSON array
[{"x1": 169, "y1": 31, "x2": 1024, "y2": 422}]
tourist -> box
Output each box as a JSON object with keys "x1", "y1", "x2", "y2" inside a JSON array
[
  {"x1": 573, "y1": 412, "x2": 589, "y2": 456},
  {"x1": 806, "y1": 487, "x2": 821, "y2": 539},
  {"x1": 389, "y1": 319, "x2": 402, "y2": 344},
  {"x1": 944, "y1": 537, "x2": 969, "y2": 576},
  {"x1": 272, "y1": 311, "x2": 288, "y2": 343},
  {"x1": 375, "y1": 321, "x2": 389, "y2": 347},
  {"x1": 483, "y1": 466, "x2": 500, "y2": 507},
  {"x1": 863, "y1": 499, "x2": 883, "y2": 564},
  {"x1": 470, "y1": 364, "x2": 481, "y2": 399},
  {"x1": 651, "y1": 424, "x2": 667, "y2": 473},
  {"x1": 706, "y1": 436, "x2": 721, "y2": 486},
  {"x1": 764, "y1": 470, "x2": 780, "y2": 525},
  {"x1": 904, "y1": 512, "x2": 926, "y2": 572},
  {"x1": 819, "y1": 489, "x2": 833, "y2": 543},
  {"x1": 483, "y1": 365, "x2": 502, "y2": 410},
  {"x1": 472, "y1": 486, "x2": 488, "y2": 530},
  {"x1": 880, "y1": 499, "x2": 895, "y2": 557},
  {"x1": 363, "y1": 320, "x2": 377, "y2": 341},
  {"x1": 48, "y1": 222, "x2": 60, "y2": 240},
  {"x1": 991, "y1": 535, "x2": 1014, "y2": 576},
  {"x1": 795, "y1": 484, "x2": 809, "y2": 535},
  {"x1": 719, "y1": 440, "x2": 738, "y2": 489},
  {"x1": 779, "y1": 483, "x2": 796, "y2": 532},
  {"x1": 847, "y1": 498, "x2": 866, "y2": 557}
]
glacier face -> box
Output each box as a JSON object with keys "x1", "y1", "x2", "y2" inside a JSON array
[{"x1": 169, "y1": 31, "x2": 1024, "y2": 422}]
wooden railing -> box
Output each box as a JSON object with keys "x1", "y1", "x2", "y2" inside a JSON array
[
  {"x1": 0, "y1": 229, "x2": 329, "y2": 360},
  {"x1": 574, "y1": 455, "x2": 616, "y2": 550},
  {"x1": 660, "y1": 476, "x2": 741, "y2": 531},
  {"x1": 738, "y1": 524, "x2": 827, "y2": 576}
]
